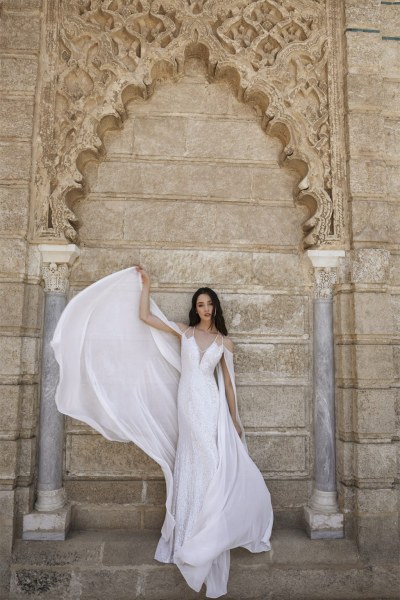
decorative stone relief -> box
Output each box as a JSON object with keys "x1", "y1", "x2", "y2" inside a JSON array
[
  {"x1": 314, "y1": 268, "x2": 337, "y2": 299},
  {"x1": 350, "y1": 249, "x2": 390, "y2": 284},
  {"x1": 42, "y1": 263, "x2": 70, "y2": 293},
  {"x1": 33, "y1": 0, "x2": 345, "y2": 248}
]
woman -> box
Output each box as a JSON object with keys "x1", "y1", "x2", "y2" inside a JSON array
[{"x1": 52, "y1": 266, "x2": 273, "y2": 598}]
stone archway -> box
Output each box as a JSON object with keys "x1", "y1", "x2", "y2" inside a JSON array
[{"x1": 32, "y1": 0, "x2": 346, "y2": 249}]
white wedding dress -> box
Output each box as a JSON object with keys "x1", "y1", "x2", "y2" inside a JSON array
[{"x1": 51, "y1": 268, "x2": 273, "y2": 598}]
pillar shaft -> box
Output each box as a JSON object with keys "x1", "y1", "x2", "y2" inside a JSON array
[
  {"x1": 23, "y1": 244, "x2": 79, "y2": 540},
  {"x1": 36, "y1": 292, "x2": 67, "y2": 507},
  {"x1": 313, "y1": 298, "x2": 336, "y2": 495},
  {"x1": 304, "y1": 250, "x2": 345, "y2": 539}
]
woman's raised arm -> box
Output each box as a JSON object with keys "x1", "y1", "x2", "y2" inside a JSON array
[{"x1": 136, "y1": 266, "x2": 186, "y2": 337}]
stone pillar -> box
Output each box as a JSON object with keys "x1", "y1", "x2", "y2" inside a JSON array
[
  {"x1": 23, "y1": 244, "x2": 80, "y2": 540},
  {"x1": 304, "y1": 250, "x2": 345, "y2": 539}
]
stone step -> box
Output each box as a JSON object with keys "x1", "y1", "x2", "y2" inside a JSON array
[{"x1": 9, "y1": 529, "x2": 399, "y2": 600}]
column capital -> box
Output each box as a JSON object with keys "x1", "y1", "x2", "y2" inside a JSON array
[
  {"x1": 38, "y1": 243, "x2": 80, "y2": 266},
  {"x1": 307, "y1": 249, "x2": 345, "y2": 269},
  {"x1": 307, "y1": 250, "x2": 345, "y2": 299},
  {"x1": 38, "y1": 244, "x2": 80, "y2": 293}
]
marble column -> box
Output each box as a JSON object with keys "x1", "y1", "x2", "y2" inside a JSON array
[
  {"x1": 304, "y1": 250, "x2": 345, "y2": 539},
  {"x1": 23, "y1": 244, "x2": 80, "y2": 540}
]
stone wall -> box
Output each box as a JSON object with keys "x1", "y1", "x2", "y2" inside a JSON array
[
  {"x1": 335, "y1": 0, "x2": 400, "y2": 561},
  {"x1": 0, "y1": 0, "x2": 43, "y2": 594},
  {"x1": 65, "y1": 58, "x2": 313, "y2": 530}
]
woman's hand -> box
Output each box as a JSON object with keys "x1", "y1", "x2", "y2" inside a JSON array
[
  {"x1": 233, "y1": 420, "x2": 242, "y2": 436},
  {"x1": 135, "y1": 265, "x2": 150, "y2": 286}
]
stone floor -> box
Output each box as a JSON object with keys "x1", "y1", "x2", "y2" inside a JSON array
[{"x1": 8, "y1": 528, "x2": 400, "y2": 600}]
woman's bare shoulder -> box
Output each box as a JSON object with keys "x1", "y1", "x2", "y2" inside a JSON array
[
  {"x1": 223, "y1": 336, "x2": 234, "y2": 352},
  {"x1": 175, "y1": 322, "x2": 190, "y2": 334}
]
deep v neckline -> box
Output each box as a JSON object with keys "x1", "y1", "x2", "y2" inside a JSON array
[{"x1": 190, "y1": 328, "x2": 221, "y2": 365}]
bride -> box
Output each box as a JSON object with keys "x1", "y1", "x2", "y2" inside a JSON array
[{"x1": 51, "y1": 265, "x2": 273, "y2": 598}]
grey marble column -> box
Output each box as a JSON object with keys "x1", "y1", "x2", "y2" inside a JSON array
[
  {"x1": 23, "y1": 245, "x2": 79, "y2": 540},
  {"x1": 304, "y1": 250, "x2": 344, "y2": 539}
]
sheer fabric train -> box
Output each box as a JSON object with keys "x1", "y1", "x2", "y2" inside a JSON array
[{"x1": 51, "y1": 267, "x2": 273, "y2": 598}]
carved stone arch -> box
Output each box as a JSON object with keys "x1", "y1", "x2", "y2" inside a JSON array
[{"x1": 34, "y1": 0, "x2": 345, "y2": 248}]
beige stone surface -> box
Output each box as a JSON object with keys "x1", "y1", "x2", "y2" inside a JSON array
[
  {"x1": 0, "y1": 186, "x2": 29, "y2": 234},
  {"x1": 234, "y1": 343, "x2": 309, "y2": 382},
  {"x1": 354, "y1": 443, "x2": 397, "y2": 484},
  {"x1": 66, "y1": 435, "x2": 162, "y2": 478},
  {"x1": 238, "y1": 386, "x2": 308, "y2": 429},
  {"x1": 345, "y1": 31, "x2": 382, "y2": 74},
  {"x1": 246, "y1": 434, "x2": 308, "y2": 475},
  {"x1": 0, "y1": 56, "x2": 38, "y2": 92},
  {"x1": 0, "y1": 11, "x2": 40, "y2": 51}
]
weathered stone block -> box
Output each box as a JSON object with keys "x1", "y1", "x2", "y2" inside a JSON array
[
  {"x1": 0, "y1": 440, "x2": 17, "y2": 482},
  {"x1": 386, "y1": 163, "x2": 400, "y2": 196},
  {"x1": 253, "y1": 252, "x2": 310, "y2": 288},
  {"x1": 70, "y1": 246, "x2": 140, "y2": 284},
  {"x1": 246, "y1": 434, "x2": 308, "y2": 474},
  {"x1": 354, "y1": 443, "x2": 396, "y2": 483},
  {"x1": 382, "y1": 40, "x2": 400, "y2": 79},
  {"x1": 0, "y1": 186, "x2": 29, "y2": 233},
  {"x1": 0, "y1": 96, "x2": 34, "y2": 138},
  {"x1": 354, "y1": 389, "x2": 396, "y2": 438},
  {"x1": 71, "y1": 504, "x2": 142, "y2": 530},
  {"x1": 353, "y1": 345, "x2": 393, "y2": 383},
  {"x1": 185, "y1": 117, "x2": 282, "y2": 162},
  {"x1": 345, "y1": 31, "x2": 382, "y2": 74},
  {"x1": 266, "y1": 479, "x2": 310, "y2": 508},
  {"x1": 381, "y1": 4, "x2": 400, "y2": 37},
  {"x1": 234, "y1": 343, "x2": 309, "y2": 382},
  {"x1": 385, "y1": 118, "x2": 400, "y2": 159},
  {"x1": 19, "y1": 384, "x2": 38, "y2": 436},
  {"x1": 0, "y1": 283, "x2": 24, "y2": 329},
  {"x1": 348, "y1": 158, "x2": 386, "y2": 196},
  {"x1": 384, "y1": 80, "x2": 400, "y2": 117},
  {"x1": 351, "y1": 200, "x2": 389, "y2": 242},
  {"x1": 74, "y1": 199, "x2": 125, "y2": 240},
  {"x1": 344, "y1": 0, "x2": 380, "y2": 30},
  {"x1": 143, "y1": 506, "x2": 165, "y2": 529},
  {"x1": 140, "y1": 248, "x2": 253, "y2": 286},
  {"x1": 132, "y1": 115, "x2": 187, "y2": 156},
  {"x1": 128, "y1": 79, "x2": 249, "y2": 117},
  {"x1": 122, "y1": 200, "x2": 303, "y2": 248},
  {"x1": 0, "y1": 141, "x2": 31, "y2": 180},
  {"x1": 356, "y1": 488, "x2": 398, "y2": 515},
  {"x1": 64, "y1": 480, "x2": 144, "y2": 504},
  {"x1": 0, "y1": 337, "x2": 23, "y2": 376},
  {"x1": 0, "y1": 386, "x2": 20, "y2": 434},
  {"x1": 336, "y1": 439, "x2": 353, "y2": 483},
  {"x1": 0, "y1": 56, "x2": 38, "y2": 92},
  {"x1": 0, "y1": 12, "x2": 40, "y2": 51},
  {"x1": 65, "y1": 434, "x2": 162, "y2": 478},
  {"x1": 357, "y1": 515, "x2": 400, "y2": 562},
  {"x1": 17, "y1": 437, "x2": 36, "y2": 484},
  {"x1": 346, "y1": 73, "x2": 383, "y2": 110},
  {"x1": 0, "y1": 238, "x2": 27, "y2": 275},
  {"x1": 238, "y1": 385, "x2": 308, "y2": 428},
  {"x1": 352, "y1": 291, "x2": 393, "y2": 335},
  {"x1": 2, "y1": 0, "x2": 41, "y2": 7},
  {"x1": 346, "y1": 112, "x2": 385, "y2": 156}
]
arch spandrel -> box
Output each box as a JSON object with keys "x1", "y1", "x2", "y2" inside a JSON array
[{"x1": 33, "y1": 0, "x2": 345, "y2": 248}]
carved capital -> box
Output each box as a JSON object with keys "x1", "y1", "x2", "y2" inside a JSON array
[
  {"x1": 42, "y1": 262, "x2": 70, "y2": 293},
  {"x1": 38, "y1": 243, "x2": 80, "y2": 292},
  {"x1": 314, "y1": 268, "x2": 337, "y2": 299}
]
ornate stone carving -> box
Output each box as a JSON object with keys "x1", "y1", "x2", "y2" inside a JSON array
[
  {"x1": 42, "y1": 263, "x2": 70, "y2": 293},
  {"x1": 314, "y1": 268, "x2": 337, "y2": 299},
  {"x1": 33, "y1": 0, "x2": 344, "y2": 248}
]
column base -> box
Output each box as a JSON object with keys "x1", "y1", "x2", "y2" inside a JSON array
[
  {"x1": 22, "y1": 504, "x2": 71, "y2": 541},
  {"x1": 304, "y1": 505, "x2": 344, "y2": 539}
]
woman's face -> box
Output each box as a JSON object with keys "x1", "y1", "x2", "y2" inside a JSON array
[{"x1": 196, "y1": 294, "x2": 214, "y2": 323}]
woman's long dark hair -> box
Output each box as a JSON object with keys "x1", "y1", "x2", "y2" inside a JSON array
[{"x1": 189, "y1": 287, "x2": 228, "y2": 336}]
